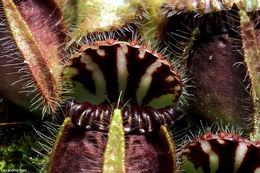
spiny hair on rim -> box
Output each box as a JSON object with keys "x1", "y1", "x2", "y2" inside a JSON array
[
  {"x1": 63, "y1": 25, "x2": 148, "y2": 65},
  {"x1": 31, "y1": 121, "x2": 58, "y2": 171},
  {"x1": 183, "y1": 121, "x2": 245, "y2": 146},
  {"x1": 32, "y1": 121, "x2": 108, "y2": 172},
  {"x1": 0, "y1": 0, "x2": 69, "y2": 116},
  {"x1": 226, "y1": 9, "x2": 256, "y2": 120},
  {"x1": 64, "y1": 1, "x2": 149, "y2": 50},
  {"x1": 162, "y1": 29, "x2": 197, "y2": 109},
  {"x1": 0, "y1": 14, "x2": 44, "y2": 110},
  {"x1": 64, "y1": 30, "x2": 179, "y2": 75},
  {"x1": 168, "y1": 120, "x2": 247, "y2": 173},
  {"x1": 32, "y1": 120, "x2": 110, "y2": 173},
  {"x1": 160, "y1": 0, "x2": 260, "y2": 17},
  {"x1": 171, "y1": 120, "x2": 246, "y2": 156}
]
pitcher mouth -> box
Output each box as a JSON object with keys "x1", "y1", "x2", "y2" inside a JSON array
[
  {"x1": 62, "y1": 40, "x2": 184, "y2": 134},
  {"x1": 65, "y1": 100, "x2": 182, "y2": 134}
]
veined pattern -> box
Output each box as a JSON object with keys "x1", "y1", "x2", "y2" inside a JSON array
[
  {"x1": 63, "y1": 40, "x2": 183, "y2": 109},
  {"x1": 182, "y1": 132, "x2": 260, "y2": 173},
  {"x1": 63, "y1": 40, "x2": 183, "y2": 134}
]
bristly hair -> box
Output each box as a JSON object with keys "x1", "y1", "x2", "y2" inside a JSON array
[
  {"x1": 0, "y1": 0, "x2": 69, "y2": 116},
  {"x1": 31, "y1": 121, "x2": 60, "y2": 172}
]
